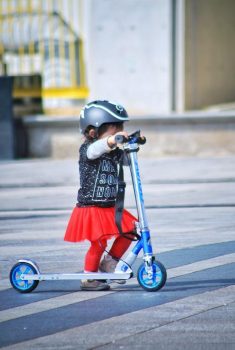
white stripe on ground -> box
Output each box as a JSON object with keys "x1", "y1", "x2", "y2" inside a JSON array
[
  {"x1": 0, "y1": 253, "x2": 235, "y2": 323},
  {"x1": 0, "y1": 278, "x2": 11, "y2": 292},
  {"x1": 1, "y1": 284, "x2": 235, "y2": 350},
  {"x1": 0, "y1": 245, "x2": 78, "y2": 256},
  {"x1": 167, "y1": 252, "x2": 235, "y2": 278}
]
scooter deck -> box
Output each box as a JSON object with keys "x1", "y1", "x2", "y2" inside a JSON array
[{"x1": 20, "y1": 272, "x2": 133, "y2": 281}]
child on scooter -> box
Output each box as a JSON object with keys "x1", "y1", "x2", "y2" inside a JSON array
[{"x1": 64, "y1": 100, "x2": 137, "y2": 291}]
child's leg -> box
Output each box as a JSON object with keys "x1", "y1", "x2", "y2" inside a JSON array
[
  {"x1": 99, "y1": 236, "x2": 132, "y2": 284},
  {"x1": 84, "y1": 239, "x2": 107, "y2": 272},
  {"x1": 109, "y1": 235, "x2": 132, "y2": 260}
]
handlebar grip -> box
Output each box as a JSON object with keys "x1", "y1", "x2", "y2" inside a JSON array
[
  {"x1": 115, "y1": 135, "x2": 127, "y2": 144},
  {"x1": 139, "y1": 136, "x2": 146, "y2": 145}
]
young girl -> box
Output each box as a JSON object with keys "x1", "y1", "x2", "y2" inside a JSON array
[{"x1": 64, "y1": 100, "x2": 137, "y2": 291}]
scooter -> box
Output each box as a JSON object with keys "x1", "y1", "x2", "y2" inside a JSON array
[{"x1": 9, "y1": 131, "x2": 167, "y2": 293}]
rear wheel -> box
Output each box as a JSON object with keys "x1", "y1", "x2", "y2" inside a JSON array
[
  {"x1": 10, "y1": 262, "x2": 39, "y2": 293},
  {"x1": 137, "y1": 260, "x2": 167, "y2": 292}
]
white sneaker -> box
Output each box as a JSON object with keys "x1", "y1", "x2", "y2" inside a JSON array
[{"x1": 99, "y1": 255, "x2": 126, "y2": 284}]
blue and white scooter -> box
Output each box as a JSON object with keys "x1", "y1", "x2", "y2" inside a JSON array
[{"x1": 9, "y1": 131, "x2": 167, "y2": 293}]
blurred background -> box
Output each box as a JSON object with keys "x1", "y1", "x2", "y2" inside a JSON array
[{"x1": 0, "y1": 0, "x2": 235, "y2": 159}]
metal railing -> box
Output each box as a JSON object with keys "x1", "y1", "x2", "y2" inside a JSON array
[{"x1": 0, "y1": 0, "x2": 88, "y2": 102}]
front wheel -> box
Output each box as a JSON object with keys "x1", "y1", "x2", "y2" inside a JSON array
[
  {"x1": 10, "y1": 262, "x2": 39, "y2": 293},
  {"x1": 137, "y1": 260, "x2": 167, "y2": 292}
]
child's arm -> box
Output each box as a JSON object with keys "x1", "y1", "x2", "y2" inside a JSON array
[
  {"x1": 87, "y1": 137, "x2": 115, "y2": 160},
  {"x1": 87, "y1": 132, "x2": 128, "y2": 160}
]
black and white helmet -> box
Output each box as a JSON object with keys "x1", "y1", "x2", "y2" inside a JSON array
[{"x1": 79, "y1": 100, "x2": 129, "y2": 134}]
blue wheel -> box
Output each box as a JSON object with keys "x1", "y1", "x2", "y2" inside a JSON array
[
  {"x1": 137, "y1": 260, "x2": 167, "y2": 292},
  {"x1": 10, "y1": 262, "x2": 39, "y2": 293}
]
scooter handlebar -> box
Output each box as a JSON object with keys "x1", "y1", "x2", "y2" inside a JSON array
[{"x1": 115, "y1": 133, "x2": 146, "y2": 145}]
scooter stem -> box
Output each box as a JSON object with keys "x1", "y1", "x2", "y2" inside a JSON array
[{"x1": 125, "y1": 143, "x2": 149, "y2": 231}]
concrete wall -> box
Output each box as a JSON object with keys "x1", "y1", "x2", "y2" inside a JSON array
[
  {"x1": 84, "y1": 0, "x2": 172, "y2": 115},
  {"x1": 23, "y1": 113, "x2": 235, "y2": 158},
  {"x1": 184, "y1": 0, "x2": 235, "y2": 110},
  {"x1": 84, "y1": 0, "x2": 235, "y2": 114}
]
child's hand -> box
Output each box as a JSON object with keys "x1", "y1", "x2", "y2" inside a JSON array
[{"x1": 107, "y1": 131, "x2": 128, "y2": 147}]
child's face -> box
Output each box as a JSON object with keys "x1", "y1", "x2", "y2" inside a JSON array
[
  {"x1": 108, "y1": 124, "x2": 124, "y2": 135},
  {"x1": 98, "y1": 123, "x2": 124, "y2": 139}
]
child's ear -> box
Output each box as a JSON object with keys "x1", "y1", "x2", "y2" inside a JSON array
[{"x1": 88, "y1": 128, "x2": 96, "y2": 138}]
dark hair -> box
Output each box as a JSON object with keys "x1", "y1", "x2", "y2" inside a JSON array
[{"x1": 84, "y1": 122, "x2": 124, "y2": 141}]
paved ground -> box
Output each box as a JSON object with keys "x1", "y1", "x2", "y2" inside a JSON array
[{"x1": 0, "y1": 154, "x2": 235, "y2": 349}]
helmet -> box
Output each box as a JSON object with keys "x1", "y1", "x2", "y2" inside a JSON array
[{"x1": 79, "y1": 100, "x2": 129, "y2": 134}]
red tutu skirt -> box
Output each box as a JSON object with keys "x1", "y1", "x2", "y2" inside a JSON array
[{"x1": 64, "y1": 206, "x2": 137, "y2": 242}]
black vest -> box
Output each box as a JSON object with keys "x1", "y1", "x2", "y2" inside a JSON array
[{"x1": 77, "y1": 141, "x2": 123, "y2": 207}]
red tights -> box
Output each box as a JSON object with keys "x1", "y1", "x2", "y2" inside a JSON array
[{"x1": 84, "y1": 236, "x2": 132, "y2": 272}]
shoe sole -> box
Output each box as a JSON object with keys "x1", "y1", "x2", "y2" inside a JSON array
[
  {"x1": 99, "y1": 268, "x2": 127, "y2": 284},
  {"x1": 113, "y1": 280, "x2": 126, "y2": 284},
  {"x1": 80, "y1": 285, "x2": 110, "y2": 291}
]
